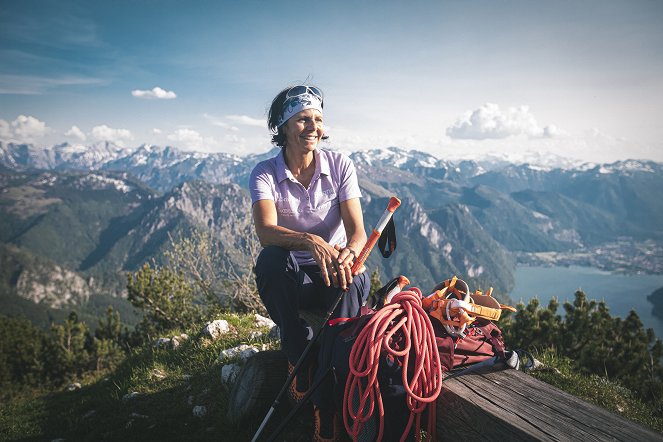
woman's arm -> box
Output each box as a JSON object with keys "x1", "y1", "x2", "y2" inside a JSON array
[
  {"x1": 337, "y1": 197, "x2": 367, "y2": 279},
  {"x1": 252, "y1": 199, "x2": 347, "y2": 289}
]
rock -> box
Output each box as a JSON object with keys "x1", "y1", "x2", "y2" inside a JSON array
[
  {"x1": 193, "y1": 405, "x2": 207, "y2": 418},
  {"x1": 154, "y1": 337, "x2": 171, "y2": 348},
  {"x1": 221, "y1": 363, "x2": 241, "y2": 386},
  {"x1": 529, "y1": 358, "x2": 545, "y2": 371},
  {"x1": 268, "y1": 325, "x2": 280, "y2": 340},
  {"x1": 254, "y1": 314, "x2": 276, "y2": 329},
  {"x1": 203, "y1": 319, "x2": 231, "y2": 340},
  {"x1": 249, "y1": 331, "x2": 263, "y2": 340},
  {"x1": 526, "y1": 358, "x2": 562, "y2": 375},
  {"x1": 171, "y1": 333, "x2": 189, "y2": 349},
  {"x1": 219, "y1": 344, "x2": 259, "y2": 363},
  {"x1": 122, "y1": 392, "x2": 141, "y2": 401},
  {"x1": 187, "y1": 395, "x2": 194, "y2": 405},
  {"x1": 66, "y1": 382, "x2": 81, "y2": 391}
]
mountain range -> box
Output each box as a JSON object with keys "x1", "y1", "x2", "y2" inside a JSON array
[{"x1": 1, "y1": 141, "x2": 662, "y2": 327}]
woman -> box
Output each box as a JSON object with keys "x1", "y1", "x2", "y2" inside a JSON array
[{"x1": 250, "y1": 85, "x2": 369, "y2": 439}]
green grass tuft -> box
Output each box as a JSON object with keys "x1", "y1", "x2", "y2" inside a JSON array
[{"x1": 0, "y1": 313, "x2": 284, "y2": 442}]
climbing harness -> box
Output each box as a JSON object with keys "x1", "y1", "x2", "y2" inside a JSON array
[{"x1": 422, "y1": 276, "x2": 516, "y2": 338}]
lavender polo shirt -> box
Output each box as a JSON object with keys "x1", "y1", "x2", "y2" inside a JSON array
[{"x1": 249, "y1": 148, "x2": 362, "y2": 266}]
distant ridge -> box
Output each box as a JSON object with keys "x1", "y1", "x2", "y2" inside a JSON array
[{"x1": 1, "y1": 141, "x2": 662, "y2": 327}]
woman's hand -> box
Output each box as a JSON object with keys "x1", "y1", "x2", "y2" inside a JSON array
[
  {"x1": 307, "y1": 234, "x2": 349, "y2": 290},
  {"x1": 335, "y1": 244, "x2": 358, "y2": 283}
]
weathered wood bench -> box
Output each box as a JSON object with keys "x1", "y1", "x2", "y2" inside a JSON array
[
  {"x1": 230, "y1": 357, "x2": 662, "y2": 441},
  {"x1": 438, "y1": 366, "x2": 662, "y2": 441},
  {"x1": 228, "y1": 303, "x2": 662, "y2": 441}
]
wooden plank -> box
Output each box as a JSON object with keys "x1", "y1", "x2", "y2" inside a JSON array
[{"x1": 437, "y1": 367, "x2": 663, "y2": 441}]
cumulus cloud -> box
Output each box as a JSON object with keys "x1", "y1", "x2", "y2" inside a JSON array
[
  {"x1": 65, "y1": 125, "x2": 87, "y2": 141},
  {"x1": 0, "y1": 115, "x2": 50, "y2": 143},
  {"x1": 153, "y1": 128, "x2": 162, "y2": 135},
  {"x1": 91, "y1": 124, "x2": 133, "y2": 146},
  {"x1": 13, "y1": 115, "x2": 49, "y2": 140},
  {"x1": 0, "y1": 120, "x2": 10, "y2": 139},
  {"x1": 446, "y1": 103, "x2": 557, "y2": 140},
  {"x1": 167, "y1": 128, "x2": 216, "y2": 151},
  {"x1": 131, "y1": 86, "x2": 176, "y2": 99}
]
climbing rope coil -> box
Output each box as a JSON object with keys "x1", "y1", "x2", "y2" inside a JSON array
[{"x1": 343, "y1": 288, "x2": 443, "y2": 442}]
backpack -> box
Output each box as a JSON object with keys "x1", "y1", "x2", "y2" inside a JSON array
[{"x1": 313, "y1": 276, "x2": 514, "y2": 441}]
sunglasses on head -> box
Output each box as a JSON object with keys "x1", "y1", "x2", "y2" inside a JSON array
[{"x1": 285, "y1": 85, "x2": 323, "y2": 103}]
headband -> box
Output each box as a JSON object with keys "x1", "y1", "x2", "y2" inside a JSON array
[{"x1": 277, "y1": 93, "x2": 323, "y2": 127}]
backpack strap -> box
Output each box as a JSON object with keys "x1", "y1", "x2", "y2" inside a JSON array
[{"x1": 477, "y1": 323, "x2": 506, "y2": 359}]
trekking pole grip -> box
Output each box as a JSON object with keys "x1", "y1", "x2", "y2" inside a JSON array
[{"x1": 352, "y1": 196, "x2": 400, "y2": 274}]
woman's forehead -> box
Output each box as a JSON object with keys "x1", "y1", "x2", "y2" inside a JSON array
[{"x1": 294, "y1": 108, "x2": 323, "y2": 118}]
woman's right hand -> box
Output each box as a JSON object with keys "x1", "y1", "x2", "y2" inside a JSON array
[{"x1": 306, "y1": 233, "x2": 348, "y2": 290}]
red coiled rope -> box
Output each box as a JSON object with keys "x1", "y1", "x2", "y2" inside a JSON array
[{"x1": 342, "y1": 288, "x2": 443, "y2": 442}]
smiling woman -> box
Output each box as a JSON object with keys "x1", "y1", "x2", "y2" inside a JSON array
[{"x1": 249, "y1": 84, "x2": 369, "y2": 439}]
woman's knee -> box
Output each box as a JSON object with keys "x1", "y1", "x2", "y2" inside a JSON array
[
  {"x1": 354, "y1": 271, "x2": 370, "y2": 303},
  {"x1": 255, "y1": 246, "x2": 292, "y2": 279}
]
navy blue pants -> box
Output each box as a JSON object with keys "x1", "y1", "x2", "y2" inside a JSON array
[{"x1": 255, "y1": 246, "x2": 370, "y2": 364}]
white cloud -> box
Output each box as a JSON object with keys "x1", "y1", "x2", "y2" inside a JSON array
[
  {"x1": 65, "y1": 125, "x2": 87, "y2": 141},
  {"x1": 0, "y1": 73, "x2": 106, "y2": 95},
  {"x1": 446, "y1": 103, "x2": 557, "y2": 140},
  {"x1": 226, "y1": 114, "x2": 266, "y2": 127},
  {"x1": 167, "y1": 128, "x2": 216, "y2": 151},
  {"x1": 131, "y1": 86, "x2": 176, "y2": 100},
  {"x1": 0, "y1": 120, "x2": 10, "y2": 139},
  {"x1": 152, "y1": 128, "x2": 162, "y2": 134},
  {"x1": 0, "y1": 115, "x2": 50, "y2": 143},
  {"x1": 203, "y1": 113, "x2": 231, "y2": 129},
  {"x1": 203, "y1": 113, "x2": 264, "y2": 130},
  {"x1": 13, "y1": 115, "x2": 49, "y2": 140},
  {"x1": 91, "y1": 124, "x2": 133, "y2": 146}
]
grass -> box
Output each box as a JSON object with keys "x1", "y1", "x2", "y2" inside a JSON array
[
  {"x1": 0, "y1": 313, "x2": 295, "y2": 442},
  {"x1": 2, "y1": 317, "x2": 662, "y2": 441}
]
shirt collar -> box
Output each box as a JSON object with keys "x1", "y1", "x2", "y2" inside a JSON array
[
  {"x1": 275, "y1": 150, "x2": 290, "y2": 183},
  {"x1": 275, "y1": 149, "x2": 330, "y2": 184}
]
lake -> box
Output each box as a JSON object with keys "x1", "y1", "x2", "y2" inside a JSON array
[{"x1": 510, "y1": 265, "x2": 663, "y2": 339}]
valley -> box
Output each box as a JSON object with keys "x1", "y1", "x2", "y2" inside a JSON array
[{"x1": 1, "y1": 141, "x2": 662, "y2": 329}]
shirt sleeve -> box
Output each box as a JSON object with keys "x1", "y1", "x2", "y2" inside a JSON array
[
  {"x1": 249, "y1": 162, "x2": 275, "y2": 204},
  {"x1": 337, "y1": 155, "x2": 362, "y2": 202}
]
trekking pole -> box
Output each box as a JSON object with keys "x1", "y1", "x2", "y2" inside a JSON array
[{"x1": 251, "y1": 196, "x2": 401, "y2": 442}]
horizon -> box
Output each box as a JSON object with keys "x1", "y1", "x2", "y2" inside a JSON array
[
  {"x1": 2, "y1": 0, "x2": 662, "y2": 163},
  {"x1": 5, "y1": 139, "x2": 662, "y2": 169}
]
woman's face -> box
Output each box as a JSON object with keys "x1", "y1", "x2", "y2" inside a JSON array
[{"x1": 282, "y1": 108, "x2": 324, "y2": 154}]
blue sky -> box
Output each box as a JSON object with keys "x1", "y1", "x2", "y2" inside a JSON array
[{"x1": 1, "y1": 0, "x2": 662, "y2": 163}]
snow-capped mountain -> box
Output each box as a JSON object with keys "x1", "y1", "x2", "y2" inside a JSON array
[
  {"x1": 0, "y1": 141, "x2": 134, "y2": 171},
  {"x1": 1, "y1": 141, "x2": 662, "y2": 322}
]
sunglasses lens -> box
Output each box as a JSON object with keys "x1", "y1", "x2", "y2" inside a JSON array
[
  {"x1": 308, "y1": 87, "x2": 323, "y2": 99},
  {"x1": 286, "y1": 86, "x2": 307, "y2": 98},
  {"x1": 286, "y1": 86, "x2": 323, "y2": 101}
]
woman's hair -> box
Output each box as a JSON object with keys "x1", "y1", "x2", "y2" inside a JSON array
[{"x1": 267, "y1": 85, "x2": 328, "y2": 148}]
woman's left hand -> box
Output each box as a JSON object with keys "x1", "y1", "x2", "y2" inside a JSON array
[{"x1": 335, "y1": 244, "x2": 356, "y2": 285}]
